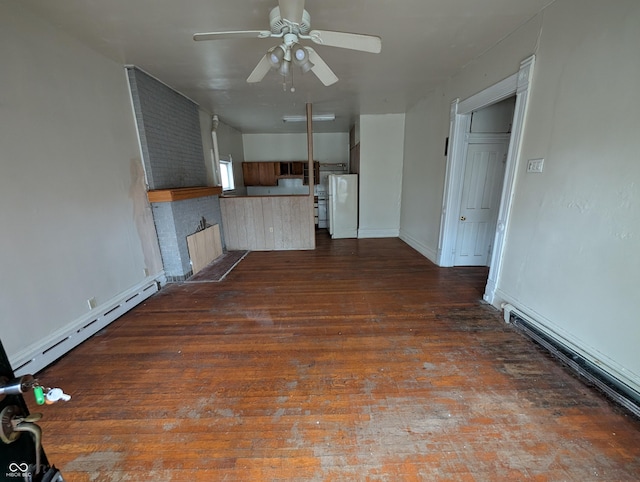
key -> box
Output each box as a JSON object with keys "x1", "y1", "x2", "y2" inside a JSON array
[{"x1": 45, "y1": 387, "x2": 71, "y2": 404}]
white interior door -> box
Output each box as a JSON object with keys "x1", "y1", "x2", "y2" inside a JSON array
[{"x1": 454, "y1": 140, "x2": 508, "y2": 266}]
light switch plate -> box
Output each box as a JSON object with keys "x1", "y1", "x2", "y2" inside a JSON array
[{"x1": 527, "y1": 158, "x2": 544, "y2": 173}]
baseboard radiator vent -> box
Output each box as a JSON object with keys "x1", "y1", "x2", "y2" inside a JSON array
[
  {"x1": 503, "y1": 304, "x2": 640, "y2": 419},
  {"x1": 12, "y1": 279, "x2": 160, "y2": 377}
]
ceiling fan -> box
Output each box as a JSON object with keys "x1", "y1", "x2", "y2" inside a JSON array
[{"x1": 193, "y1": 0, "x2": 382, "y2": 86}]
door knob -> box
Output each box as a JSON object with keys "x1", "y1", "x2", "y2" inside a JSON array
[{"x1": 460, "y1": 216, "x2": 466, "y2": 221}]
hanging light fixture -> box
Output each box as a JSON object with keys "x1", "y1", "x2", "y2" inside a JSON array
[
  {"x1": 267, "y1": 43, "x2": 293, "y2": 77},
  {"x1": 291, "y1": 43, "x2": 314, "y2": 73},
  {"x1": 266, "y1": 35, "x2": 315, "y2": 81},
  {"x1": 278, "y1": 59, "x2": 290, "y2": 77},
  {"x1": 267, "y1": 45, "x2": 285, "y2": 69}
]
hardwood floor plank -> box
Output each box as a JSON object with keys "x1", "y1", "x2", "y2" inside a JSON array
[{"x1": 32, "y1": 233, "x2": 640, "y2": 480}]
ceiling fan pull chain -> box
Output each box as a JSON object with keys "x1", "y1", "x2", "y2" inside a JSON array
[{"x1": 290, "y1": 67, "x2": 296, "y2": 93}]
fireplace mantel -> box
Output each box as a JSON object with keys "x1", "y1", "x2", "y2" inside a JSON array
[{"x1": 147, "y1": 186, "x2": 223, "y2": 203}]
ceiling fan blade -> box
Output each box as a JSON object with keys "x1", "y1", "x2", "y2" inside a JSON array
[
  {"x1": 306, "y1": 48, "x2": 338, "y2": 86},
  {"x1": 247, "y1": 54, "x2": 273, "y2": 83},
  {"x1": 278, "y1": 0, "x2": 305, "y2": 24},
  {"x1": 193, "y1": 30, "x2": 271, "y2": 41},
  {"x1": 309, "y1": 30, "x2": 382, "y2": 53}
]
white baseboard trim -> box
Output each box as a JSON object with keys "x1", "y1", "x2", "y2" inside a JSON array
[
  {"x1": 497, "y1": 291, "x2": 640, "y2": 396},
  {"x1": 399, "y1": 230, "x2": 438, "y2": 264},
  {"x1": 11, "y1": 275, "x2": 162, "y2": 376},
  {"x1": 483, "y1": 277, "x2": 497, "y2": 305},
  {"x1": 357, "y1": 228, "x2": 400, "y2": 239},
  {"x1": 156, "y1": 272, "x2": 168, "y2": 287}
]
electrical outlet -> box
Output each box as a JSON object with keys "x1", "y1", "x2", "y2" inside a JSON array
[
  {"x1": 87, "y1": 297, "x2": 97, "y2": 310},
  {"x1": 269, "y1": 227, "x2": 274, "y2": 233},
  {"x1": 143, "y1": 267, "x2": 149, "y2": 277},
  {"x1": 527, "y1": 158, "x2": 544, "y2": 173}
]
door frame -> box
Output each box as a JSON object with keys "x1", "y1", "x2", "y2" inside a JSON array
[
  {"x1": 453, "y1": 133, "x2": 510, "y2": 267},
  {"x1": 438, "y1": 55, "x2": 535, "y2": 304}
]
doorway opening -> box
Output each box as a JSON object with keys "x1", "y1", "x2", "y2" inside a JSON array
[
  {"x1": 453, "y1": 97, "x2": 514, "y2": 267},
  {"x1": 438, "y1": 55, "x2": 535, "y2": 305}
]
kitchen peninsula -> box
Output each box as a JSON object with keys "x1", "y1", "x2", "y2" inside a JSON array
[{"x1": 220, "y1": 193, "x2": 314, "y2": 251}]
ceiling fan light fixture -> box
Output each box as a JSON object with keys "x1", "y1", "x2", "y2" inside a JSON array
[
  {"x1": 194, "y1": 1, "x2": 382, "y2": 88},
  {"x1": 267, "y1": 45, "x2": 285, "y2": 68},
  {"x1": 278, "y1": 60, "x2": 290, "y2": 76},
  {"x1": 291, "y1": 43, "x2": 313, "y2": 73},
  {"x1": 292, "y1": 43, "x2": 307, "y2": 63},
  {"x1": 299, "y1": 59, "x2": 314, "y2": 74},
  {"x1": 282, "y1": 113, "x2": 335, "y2": 123}
]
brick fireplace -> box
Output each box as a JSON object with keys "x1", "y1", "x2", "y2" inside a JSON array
[{"x1": 127, "y1": 67, "x2": 224, "y2": 281}]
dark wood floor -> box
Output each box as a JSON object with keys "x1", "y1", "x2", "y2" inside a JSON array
[{"x1": 35, "y1": 232, "x2": 640, "y2": 480}]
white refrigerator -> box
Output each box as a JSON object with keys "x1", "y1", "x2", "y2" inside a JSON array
[{"x1": 328, "y1": 174, "x2": 358, "y2": 239}]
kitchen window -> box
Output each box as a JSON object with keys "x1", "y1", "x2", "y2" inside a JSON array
[{"x1": 220, "y1": 157, "x2": 235, "y2": 191}]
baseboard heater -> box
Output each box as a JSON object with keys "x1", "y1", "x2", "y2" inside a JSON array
[
  {"x1": 11, "y1": 278, "x2": 160, "y2": 377},
  {"x1": 503, "y1": 304, "x2": 640, "y2": 418}
]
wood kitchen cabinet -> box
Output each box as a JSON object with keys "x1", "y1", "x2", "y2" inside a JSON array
[
  {"x1": 241, "y1": 162, "x2": 259, "y2": 185},
  {"x1": 243, "y1": 161, "x2": 319, "y2": 186},
  {"x1": 280, "y1": 161, "x2": 319, "y2": 185},
  {"x1": 278, "y1": 162, "x2": 303, "y2": 178},
  {"x1": 242, "y1": 162, "x2": 279, "y2": 186}
]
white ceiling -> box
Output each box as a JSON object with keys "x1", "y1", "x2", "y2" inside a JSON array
[{"x1": 22, "y1": 0, "x2": 552, "y2": 134}]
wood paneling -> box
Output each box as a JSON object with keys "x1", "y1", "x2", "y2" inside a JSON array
[
  {"x1": 186, "y1": 224, "x2": 222, "y2": 274},
  {"x1": 220, "y1": 196, "x2": 314, "y2": 250},
  {"x1": 35, "y1": 234, "x2": 640, "y2": 480}
]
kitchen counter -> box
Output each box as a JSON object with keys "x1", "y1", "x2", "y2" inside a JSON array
[{"x1": 221, "y1": 194, "x2": 311, "y2": 198}]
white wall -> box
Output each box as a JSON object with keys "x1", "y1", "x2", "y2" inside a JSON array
[
  {"x1": 400, "y1": 10, "x2": 542, "y2": 261},
  {"x1": 400, "y1": 0, "x2": 640, "y2": 390},
  {"x1": 399, "y1": 92, "x2": 447, "y2": 261},
  {"x1": 0, "y1": 3, "x2": 162, "y2": 360},
  {"x1": 242, "y1": 132, "x2": 349, "y2": 163},
  {"x1": 359, "y1": 114, "x2": 405, "y2": 238},
  {"x1": 199, "y1": 112, "x2": 245, "y2": 194},
  {"x1": 495, "y1": 0, "x2": 640, "y2": 388}
]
